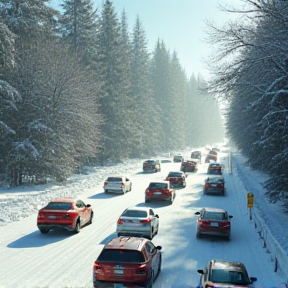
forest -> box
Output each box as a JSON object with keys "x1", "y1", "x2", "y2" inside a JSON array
[{"x1": 0, "y1": 0, "x2": 224, "y2": 187}]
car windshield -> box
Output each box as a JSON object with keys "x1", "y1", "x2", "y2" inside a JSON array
[
  {"x1": 210, "y1": 269, "x2": 249, "y2": 285},
  {"x1": 145, "y1": 160, "x2": 155, "y2": 164},
  {"x1": 202, "y1": 212, "x2": 226, "y2": 220},
  {"x1": 149, "y1": 183, "x2": 168, "y2": 189},
  {"x1": 168, "y1": 172, "x2": 182, "y2": 177},
  {"x1": 45, "y1": 202, "x2": 72, "y2": 210},
  {"x1": 122, "y1": 210, "x2": 147, "y2": 218},
  {"x1": 107, "y1": 177, "x2": 122, "y2": 182},
  {"x1": 98, "y1": 249, "x2": 145, "y2": 263}
]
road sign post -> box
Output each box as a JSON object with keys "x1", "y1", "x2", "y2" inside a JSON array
[{"x1": 247, "y1": 192, "x2": 254, "y2": 220}]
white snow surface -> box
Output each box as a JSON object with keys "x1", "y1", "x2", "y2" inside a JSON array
[{"x1": 0, "y1": 147, "x2": 288, "y2": 288}]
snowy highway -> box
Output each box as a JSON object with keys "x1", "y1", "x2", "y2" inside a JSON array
[{"x1": 0, "y1": 150, "x2": 286, "y2": 288}]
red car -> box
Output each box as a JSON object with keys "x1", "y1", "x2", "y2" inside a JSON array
[
  {"x1": 165, "y1": 171, "x2": 186, "y2": 188},
  {"x1": 204, "y1": 176, "x2": 225, "y2": 195},
  {"x1": 195, "y1": 207, "x2": 233, "y2": 240},
  {"x1": 37, "y1": 197, "x2": 93, "y2": 234},
  {"x1": 180, "y1": 160, "x2": 198, "y2": 172},
  {"x1": 145, "y1": 181, "x2": 175, "y2": 203},
  {"x1": 93, "y1": 236, "x2": 162, "y2": 288}
]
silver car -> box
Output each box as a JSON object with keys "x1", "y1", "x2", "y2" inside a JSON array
[
  {"x1": 103, "y1": 176, "x2": 132, "y2": 194},
  {"x1": 116, "y1": 206, "x2": 159, "y2": 240}
]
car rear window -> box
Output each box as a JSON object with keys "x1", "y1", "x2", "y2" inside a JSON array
[
  {"x1": 168, "y1": 172, "x2": 182, "y2": 177},
  {"x1": 210, "y1": 269, "x2": 248, "y2": 284},
  {"x1": 207, "y1": 177, "x2": 223, "y2": 183},
  {"x1": 145, "y1": 160, "x2": 155, "y2": 164},
  {"x1": 122, "y1": 210, "x2": 147, "y2": 218},
  {"x1": 45, "y1": 202, "x2": 72, "y2": 210},
  {"x1": 98, "y1": 249, "x2": 145, "y2": 263},
  {"x1": 149, "y1": 183, "x2": 168, "y2": 189},
  {"x1": 107, "y1": 177, "x2": 122, "y2": 182},
  {"x1": 202, "y1": 212, "x2": 226, "y2": 220}
]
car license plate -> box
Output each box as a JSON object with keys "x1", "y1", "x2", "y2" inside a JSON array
[
  {"x1": 48, "y1": 215, "x2": 56, "y2": 219},
  {"x1": 114, "y1": 269, "x2": 124, "y2": 275},
  {"x1": 154, "y1": 192, "x2": 162, "y2": 195},
  {"x1": 210, "y1": 222, "x2": 219, "y2": 227},
  {"x1": 211, "y1": 184, "x2": 217, "y2": 187}
]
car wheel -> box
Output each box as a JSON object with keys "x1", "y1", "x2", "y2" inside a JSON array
[
  {"x1": 157, "y1": 254, "x2": 162, "y2": 277},
  {"x1": 145, "y1": 198, "x2": 149, "y2": 203},
  {"x1": 145, "y1": 271, "x2": 153, "y2": 288},
  {"x1": 39, "y1": 229, "x2": 49, "y2": 234},
  {"x1": 196, "y1": 231, "x2": 201, "y2": 238},
  {"x1": 88, "y1": 212, "x2": 93, "y2": 224},
  {"x1": 104, "y1": 189, "x2": 108, "y2": 193},
  {"x1": 129, "y1": 184, "x2": 132, "y2": 192},
  {"x1": 148, "y1": 228, "x2": 153, "y2": 240},
  {"x1": 74, "y1": 220, "x2": 81, "y2": 233}
]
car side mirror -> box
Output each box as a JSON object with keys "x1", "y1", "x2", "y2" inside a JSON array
[
  {"x1": 197, "y1": 269, "x2": 204, "y2": 275},
  {"x1": 195, "y1": 212, "x2": 200, "y2": 215},
  {"x1": 250, "y1": 277, "x2": 257, "y2": 283},
  {"x1": 156, "y1": 245, "x2": 162, "y2": 250},
  {"x1": 86, "y1": 204, "x2": 91, "y2": 208},
  {"x1": 155, "y1": 214, "x2": 159, "y2": 218}
]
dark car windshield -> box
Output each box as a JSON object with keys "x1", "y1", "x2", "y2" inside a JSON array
[
  {"x1": 168, "y1": 172, "x2": 182, "y2": 177},
  {"x1": 202, "y1": 212, "x2": 226, "y2": 220},
  {"x1": 122, "y1": 210, "x2": 147, "y2": 218},
  {"x1": 145, "y1": 160, "x2": 155, "y2": 164},
  {"x1": 98, "y1": 249, "x2": 145, "y2": 263},
  {"x1": 107, "y1": 177, "x2": 122, "y2": 182},
  {"x1": 209, "y1": 269, "x2": 249, "y2": 285},
  {"x1": 149, "y1": 183, "x2": 168, "y2": 189},
  {"x1": 45, "y1": 202, "x2": 72, "y2": 210}
]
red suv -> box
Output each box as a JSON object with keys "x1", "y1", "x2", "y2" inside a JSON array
[{"x1": 93, "y1": 236, "x2": 162, "y2": 288}]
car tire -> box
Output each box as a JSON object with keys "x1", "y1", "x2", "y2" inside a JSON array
[
  {"x1": 39, "y1": 229, "x2": 49, "y2": 234},
  {"x1": 145, "y1": 271, "x2": 153, "y2": 288},
  {"x1": 74, "y1": 220, "x2": 81, "y2": 233},
  {"x1": 196, "y1": 231, "x2": 201, "y2": 238},
  {"x1": 88, "y1": 212, "x2": 93, "y2": 224},
  {"x1": 157, "y1": 254, "x2": 162, "y2": 277},
  {"x1": 148, "y1": 228, "x2": 153, "y2": 240},
  {"x1": 104, "y1": 189, "x2": 108, "y2": 193}
]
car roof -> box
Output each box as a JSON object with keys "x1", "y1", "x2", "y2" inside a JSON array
[
  {"x1": 50, "y1": 197, "x2": 76, "y2": 203},
  {"x1": 168, "y1": 171, "x2": 183, "y2": 174},
  {"x1": 125, "y1": 206, "x2": 150, "y2": 212},
  {"x1": 210, "y1": 260, "x2": 244, "y2": 272},
  {"x1": 150, "y1": 181, "x2": 170, "y2": 184},
  {"x1": 105, "y1": 236, "x2": 147, "y2": 251},
  {"x1": 202, "y1": 207, "x2": 227, "y2": 213}
]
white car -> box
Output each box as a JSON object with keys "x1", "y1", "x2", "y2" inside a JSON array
[
  {"x1": 116, "y1": 206, "x2": 159, "y2": 240},
  {"x1": 103, "y1": 176, "x2": 132, "y2": 194}
]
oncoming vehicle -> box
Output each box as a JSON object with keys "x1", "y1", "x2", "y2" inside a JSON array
[
  {"x1": 37, "y1": 197, "x2": 93, "y2": 234},
  {"x1": 103, "y1": 176, "x2": 132, "y2": 194},
  {"x1": 116, "y1": 206, "x2": 159, "y2": 239},
  {"x1": 204, "y1": 176, "x2": 225, "y2": 195},
  {"x1": 195, "y1": 207, "x2": 233, "y2": 240},
  {"x1": 93, "y1": 236, "x2": 162, "y2": 288},
  {"x1": 145, "y1": 181, "x2": 175, "y2": 204},
  {"x1": 197, "y1": 259, "x2": 257, "y2": 287},
  {"x1": 143, "y1": 159, "x2": 161, "y2": 173},
  {"x1": 205, "y1": 150, "x2": 218, "y2": 162}
]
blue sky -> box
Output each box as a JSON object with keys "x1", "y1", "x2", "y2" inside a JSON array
[{"x1": 49, "y1": 0, "x2": 244, "y2": 79}]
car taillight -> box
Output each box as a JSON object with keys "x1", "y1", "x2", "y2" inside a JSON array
[
  {"x1": 145, "y1": 189, "x2": 149, "y2": 194},
  {"x1": 104, "y1": 181, "x2": 108, "y2": 185},
  {"x1": 136, "y1": 264, "x2": 148, "y2": 275},
  {"x1": 117, "y1": 218, "x2": 124, "y2": 224},
  {"x1": 94, "y1": 262, "x2": 104, "y2": 275},
  {"x1": 222, "y1": 221, "x2": 230, "y2": 228},
  {"x1": 120, "y1": 182, "x2": 124, "y2": 187},
  {"x1": 37, "y1": 213, "x2": 45, "y2": 219},
  {"x1": 62, "y1": 213, "x2": 71, "y2": 220},
  {"x1": 140, "y1": 218, "x2": 151, "y2": 224},
  {"x1": 205, "y1": 183, "x2": 210, "y2": 189}
]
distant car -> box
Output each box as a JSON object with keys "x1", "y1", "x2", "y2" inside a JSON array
[
  {"x1": 173, "y1": 153, "x2": 184, "y2": 163},
  {"x1": 103, "y1": 176, "x2": 132, "y2": 194},
  {"x1": 165, "y1": 171, "x2": 186, "y2": 188},
  {"x1": 93, "y1": 236, "x2": 162, "y2": 288},
  {"x1": 143, "y1": 159, "x2": 161, "y2": 173},
  {"x1": 204, "y1": 176, "x2": 225, "y2": 195},
  {"x1": 197, "y1": 259, "x2": 257, "y2": 288},
  {"x1": 181, "y1": 159, "x2": 198, "y2": 172},
  {"x1": 195, "y1": 207, "x2": 233, "y2": 240},
  {"x1": 37, "y1": 197, "x2": 93, "y2": 234},
  {"x1": 191, "y1": 150, "x2": 201, "y2": 161},
  {"x1": 207, "y1": 163, "x2": 222, "y2": 175},
  {"x1": 116, "y1": 206, "x2": 159, "y2": 239},
  {"x1": 205, "y1": 150, "x2": 218, "y2": 162},
  {"x1": 145, "y1": 181, "x2": 175, "y2": 203}
]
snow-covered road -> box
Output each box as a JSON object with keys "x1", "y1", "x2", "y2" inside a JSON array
[{"x1": 0, "y1": 150, "x2": 286, "y2": 288}]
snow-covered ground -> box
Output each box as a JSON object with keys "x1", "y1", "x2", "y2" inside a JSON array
[{"x1": 0, "y1": 147, "x2": 288, "y2": 288}]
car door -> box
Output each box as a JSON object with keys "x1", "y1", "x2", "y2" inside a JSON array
[
  {"x1": 145, "y1": 242, "x2": 160, "y2": 277},
  {"x1": 75, "y1": 200, "x2": 89, "y2": 225},
  {"x1": 149, "y1": 209, "x2": 158, "y2": 232}
]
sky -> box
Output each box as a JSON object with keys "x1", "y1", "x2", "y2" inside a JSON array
[
  {"x1": 0, "y1": 146, "x2": 288, "y2": 287},
  {"x1": 103, "y1": 0, "x2": 246, "y2": 79},
  {"x1": 49, "y1": 0, "x2": 246, "y2": 79}
]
